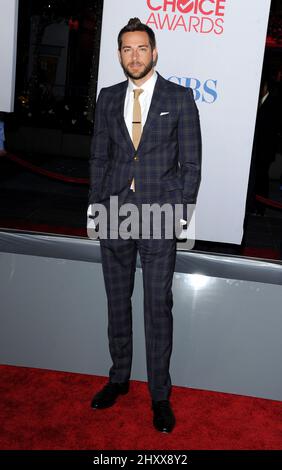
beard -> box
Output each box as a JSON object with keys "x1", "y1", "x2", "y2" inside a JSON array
[{"x1": 121, "y1": 57, "x2": 155, "y2": 80}]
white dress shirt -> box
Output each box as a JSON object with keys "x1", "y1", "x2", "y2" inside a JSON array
[{"x1": 124, "y1": 70, "x2": 158, "y2": 139}]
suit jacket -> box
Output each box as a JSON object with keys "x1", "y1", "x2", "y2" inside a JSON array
[{"x1": 89, "y1": 72, "x2": 201, "y2": 222}]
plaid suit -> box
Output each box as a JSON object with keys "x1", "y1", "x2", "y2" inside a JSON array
[{"x1": 89, "y1": 73, "x2": 201, "y2": 400}]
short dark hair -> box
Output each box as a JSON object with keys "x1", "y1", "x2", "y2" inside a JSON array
[{"x1": 118, "y1": 18, "x2": 156, "y2": 51}]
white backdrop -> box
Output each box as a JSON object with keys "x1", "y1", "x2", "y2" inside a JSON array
[
  {"x1": 97, "y1": 0, "x2": 271, "y2": 244},
  {"x1": 0, "y1": 0, "x2": 18, "y2": 112}
]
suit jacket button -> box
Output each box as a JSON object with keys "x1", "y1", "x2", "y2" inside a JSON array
[{"x1": 134, "y1": 156, "x2": 139, "y2": 161}]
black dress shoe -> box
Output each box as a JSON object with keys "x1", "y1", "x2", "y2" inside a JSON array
[
  {"x1": 91, "y1": 381, "x2": 129, "y2": 409},
  {"x1": 152, "y1": 400, "x2": 176, "y2": 433}
]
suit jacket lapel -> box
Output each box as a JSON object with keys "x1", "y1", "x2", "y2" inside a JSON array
[
  {"x1": 138, "y1": 74, "x2": 168, "y2": 154},
  {"x1": 114, "y1": 81, "x2": 135, "y2": 155}
]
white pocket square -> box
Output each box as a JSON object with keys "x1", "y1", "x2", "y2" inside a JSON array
[{"x1": 160, "y1": 112, "x2": 169, "y2": 116}]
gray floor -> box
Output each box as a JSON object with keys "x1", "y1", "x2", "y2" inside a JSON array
[{"x1": 1, "y1": 235, "x2": 281, "y2": 401}]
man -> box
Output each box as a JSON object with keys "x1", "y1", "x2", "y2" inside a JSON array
[
  {"x1": 88, "y1": 18, "x2": 201, "y2": 433},
  {"x1": 245, "y1": 70, "x2": 280, "y2": 216},
  {"x1": 253, "y1": 72, "x2": 280, "y2": 214}
]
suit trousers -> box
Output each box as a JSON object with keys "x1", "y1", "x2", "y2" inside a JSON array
[{"x1": 99, "y1": 191, "x2": 177, "y2": 401}]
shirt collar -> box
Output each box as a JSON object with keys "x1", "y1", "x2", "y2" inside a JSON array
[{"x1": 128, "y1": 70, "x2": 158, "y2": 94}]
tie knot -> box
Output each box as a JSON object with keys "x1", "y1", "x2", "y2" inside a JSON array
[{"x1": 133, "y1": 88, "x2": 144, "y2": 100}]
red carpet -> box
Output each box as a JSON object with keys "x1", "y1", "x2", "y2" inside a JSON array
[{"x1": 0, "y1": 365, "x2": 282, "y2": 450}]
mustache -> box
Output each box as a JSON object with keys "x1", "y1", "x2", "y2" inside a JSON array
[{"x1": 128, "y1": 62, "x2": 143, "y2": 66}]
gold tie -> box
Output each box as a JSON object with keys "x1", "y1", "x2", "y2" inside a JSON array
[{"x1": 131, "y1": 88, "x2": 144, "y2": 191}]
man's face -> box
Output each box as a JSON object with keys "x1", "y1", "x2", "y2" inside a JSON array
[{"x1": 118, "y1": 31, "x2": 157, "y2": 81}]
